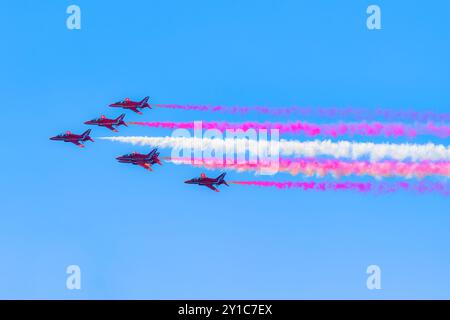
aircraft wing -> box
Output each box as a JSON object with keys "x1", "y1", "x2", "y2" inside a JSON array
[
  {"x1": 138, "y1": 163, "x2": 152, "y2": 171},
  {"x1": 70, "y1": 141, "x2": 84, "y2": 148},
  {"x1": 129, "y1": 107, "x2": 143, "y2": 114},
  {"x1": 205, "y1": 184, "x2": 219, "y2": 192},
  {"x1": 105, "y1": 125, "x2": 118, "y2": 132}
]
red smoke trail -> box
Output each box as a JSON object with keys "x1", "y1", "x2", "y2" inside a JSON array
[
  {"x1": 130, "y1": 121, "x2": 450, "y2": 138},
  {"x1": 152, "y1": 104, "x2": 450, "y2": 122},
  {"x1": 229, "y1": 180, "x2": 450, "y2": 195},
  {"x1": 165, "y1": 157, "x2": 450, "y2": 179}
]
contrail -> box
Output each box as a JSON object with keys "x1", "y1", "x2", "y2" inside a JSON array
[
  {"x1": 164, "y1": 157, "x2": 450, "y2": 179},
  {"x1": 99, "y1": 136, "x2": 450, "y2": 162},
  {"x1": 152, "y1": 104, "x2": 450, "y2": 122},
  {"x1": 129, "y1": 121, "x2": 450, "y2": 139},
  {"x1": 229, "y1": 180, "x2": 450, "y2": 195}
]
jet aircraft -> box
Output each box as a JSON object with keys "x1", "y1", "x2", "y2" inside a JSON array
[
  {"x1": 50, "y1": 129, "x2": 94, "y2": 148},
  {"x1": 84, "y1": 114, "x2": 127, "y2": 132},
  {"x1": 116, "y1": 148, "x2": 162, "y2": 171},
  {"x1": 109, "y1": 96, "x2": 151, "y2": 114},
  {"x1": 184, "y1": 172, "x2": 229, "y2": 192}
]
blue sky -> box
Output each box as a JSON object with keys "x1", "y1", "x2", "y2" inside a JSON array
[{"x1": 0, "y1": 0, "x2": 449, "y2": 299}]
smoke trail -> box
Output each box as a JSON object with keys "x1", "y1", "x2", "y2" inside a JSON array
[
  {"x1": 129, "y1": 121, "x2": 450, "y2": 139},
  {"x1": 152, "y1": 104, "x2": 450, "y2": 122},
  {"x1": 99, "y1": 136, "x2": 450, "y2": 162},
  {"x1": 165, "y1": 157, "x2": 450, "y2": 179},
  {"x1": 229, "y1": 180, "x2": 450, "y2": 195}
]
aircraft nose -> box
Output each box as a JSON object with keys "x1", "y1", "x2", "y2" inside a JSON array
[
  {"x1": 84, "y1": 120, "x2": 91, "y2": 124},
  {"x1": 50, "y1": 136, "x2": 57, "y2": 140}
]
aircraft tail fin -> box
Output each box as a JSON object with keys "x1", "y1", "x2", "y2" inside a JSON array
[
  {"x1": 140, "y1": 96, "x2": 150, "y2": 109},
  {"x1": 216, "y1": 173, "x2": 228, "y2": 186},
  {"x1": 116, "y1": 114, "x2": 127, "y2": 126},
  {"x1": 148, "y1": 148, "x2": 158, "y2": 157},
  {"x1": 82, "y1": 129, "x2": 94, "y2": 142}
]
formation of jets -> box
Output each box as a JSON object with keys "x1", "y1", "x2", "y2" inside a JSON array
[
  {"x1": 50, "y1": 96, "x2": 150, "y2": 148},
  {"x1": 50, "y1": 96, "x2": 230, "y2": 192}
]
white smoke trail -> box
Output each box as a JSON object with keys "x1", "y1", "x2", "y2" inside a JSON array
[{"x1": 100, "y1": 136, "x2": 450, "y2": 161}]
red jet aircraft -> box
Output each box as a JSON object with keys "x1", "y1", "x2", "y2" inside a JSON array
[
  {"x1": 50, "y1": 129, "x2": 94, "y2": 148},
  {"x1": 109, "y1": 96, "x2": 151, "y2": 114},
  {"x1": 84, "y1": 114, "x2": 127, "y2": 132},
  {"x1": 116, "y1": 148, "x2": 162, "y2": 171},
  {"x1": 184, "y1": 173, "x2": 229, "y2": 192}
]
